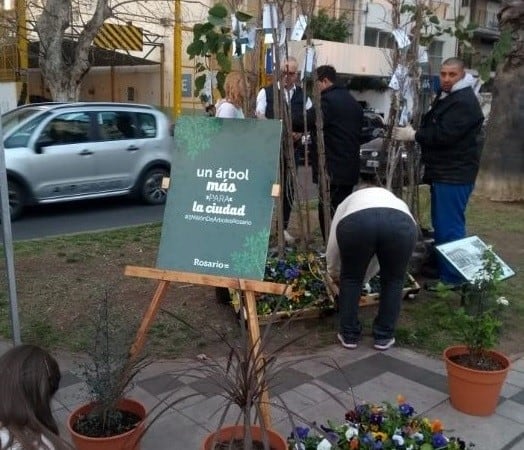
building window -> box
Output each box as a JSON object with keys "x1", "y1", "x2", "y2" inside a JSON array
[
  {"x1": 428, "y1": 40, "x2": 444, "y2": 72},
  {"x1": 364, "y1": 27, "x2": 394, "y2": 49},
  {"x1": 127, "y1": 87, "x2": 135, "y2": 102},
  {"x1": 461, "y1": 0, "x2": 470, "y2": 7}
]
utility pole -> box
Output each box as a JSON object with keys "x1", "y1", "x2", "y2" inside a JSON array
[
  {"x1": 173, "y1": 0, "x2": 182, "y2": 118},
  {"x1": 16, "y1": 0, "x2": 28, "y2": 103}
]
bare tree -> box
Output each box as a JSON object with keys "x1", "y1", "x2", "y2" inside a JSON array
[
  {"x1": 23, "y1": 0, "x2": 173, "y2": 101},
  {"x1": 475, "y1": 0, "x2": 524, "y2": 201}
]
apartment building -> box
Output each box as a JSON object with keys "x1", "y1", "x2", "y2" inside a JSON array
[{"x1": 1, "y1": 0, "x2": 498, "y2": 115}]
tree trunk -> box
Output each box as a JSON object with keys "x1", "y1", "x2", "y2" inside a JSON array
[
  {"x1": 35, "y1": 0, "x2": 111, "y2": 101},
  {"x1": 475, "y1": 0, "x2": 524, "y2": 202}
]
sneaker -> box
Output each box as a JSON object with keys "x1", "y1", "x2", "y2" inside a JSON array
[
  {"x1": 337, "y1": 333, "x2": 359, "y2": 349},
  {"x1": 284, "y1": 230, "x2": 296, "y2": 245},
  {"x1": 374, "y1": 337, "x2": 395, "y2": 351}
]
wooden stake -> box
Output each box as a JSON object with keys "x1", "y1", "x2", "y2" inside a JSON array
[
  {"x1": 240, "y1": 281, "x2": 272, "y2": 429},
  {"x1": 129, "y1": 280, "x2": 170, "y2": 358}
]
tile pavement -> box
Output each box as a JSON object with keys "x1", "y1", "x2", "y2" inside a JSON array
[{"x1": 2, "y1": 339, "x2": 524, "y2": 449}]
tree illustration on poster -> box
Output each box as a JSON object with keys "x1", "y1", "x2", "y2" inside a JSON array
[{"x1": 157, "y1": 116, "x2": 282, "y2": 280}]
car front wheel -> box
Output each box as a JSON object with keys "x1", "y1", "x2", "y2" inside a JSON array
[
  {"x1": 8, "y1": 180, "x2": 25, "y2": 221},
  {"x1": 139, "y1": 167, "x2": 169, "y2": 205}
]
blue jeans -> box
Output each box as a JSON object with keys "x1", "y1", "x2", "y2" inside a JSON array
[
  {"x1": 336, "y1": 208, "x2": 417, "y2": 341},
  {"x1": 431, "y1": 182, "x2": 473, "y2": 284}
]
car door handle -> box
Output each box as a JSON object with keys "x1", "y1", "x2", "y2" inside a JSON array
[
  {"x1": 127, "y1": 145, "x2": 139, "y2": 151},
  {"x1": 79, "y1": 149, "x2": 94, "y2": 156}
]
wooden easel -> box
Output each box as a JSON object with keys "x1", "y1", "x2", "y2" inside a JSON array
[{"x1": 125, "y1": 265, "x2": 287, "y2": 428}]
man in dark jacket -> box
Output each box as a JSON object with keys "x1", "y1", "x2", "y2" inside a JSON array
[
  {"x1": 393, "y1": 57, "x2": 484, "y2": 284},
  {"x1": 310, "y1": 65, "x2": 363, "y2": 242}
]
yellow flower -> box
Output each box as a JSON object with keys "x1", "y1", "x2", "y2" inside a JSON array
[
  {"x1": 397, "y1": 394, "x2": 405, "y2": 404},
  {"x1": 290, "y1": 288, "x2": 305, "y2": 302},
  {"x1": 372, "y1": 431, "x2": 388, "y2": 441}
]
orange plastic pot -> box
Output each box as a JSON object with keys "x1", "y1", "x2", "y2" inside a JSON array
[
  {"x1": 201, "y1": 425, "x2": 288, "y2": 450},
  {"x1": 443, "y1": 345, "x2": 510, "y2": 416},
  {"x1": 67, "y1": 398, "x2": 146, "y2": 450}
]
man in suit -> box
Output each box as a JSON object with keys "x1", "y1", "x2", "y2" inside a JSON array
[{"x1": 256, "y1": 56, "x2": 312, "y2": 244}]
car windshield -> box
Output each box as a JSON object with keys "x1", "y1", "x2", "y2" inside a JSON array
[{"x1": 1, "y1": 106, "x2": 49, "y2": 134}]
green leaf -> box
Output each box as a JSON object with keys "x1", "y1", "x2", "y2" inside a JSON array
[
  {"x1": 208, "y1": 3, "x2": 228, "y2": 19},
  {"x1": 216, "y1": 71, "x2": 226, "y2": 97},
  {"x1": 186, "y1": 40, "x2": 204, "y2": 58},
  {"x1": 208, "y1": 14, "x2": 226, "y2": 27},
  {"x1": 216, "y1": 52, "x2": 231, "y2": 72},
  {"x1": 429, "y1": 15, "x2": 440, "y2": 24},
  {"x1": 203, "y1": 30, "x2": 219, "y2": 54},
  {"x1": 195, "y1": 62, "x2": 206, "y2": 72},
  {"x1": 223, "y1": 40, "x2": 232, "y2": 56},
  {"x1": 235, "y1": 11, "x2": 253, "y2": 22},
  {"x1": 194, "y1": 74, "x2": 206, "y2": 96},
  {"x1": 193, "y1": 23, "x2": 214, "y2": 40}
]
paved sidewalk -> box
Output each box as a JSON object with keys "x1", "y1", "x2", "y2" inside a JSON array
[{"x1": 2, "y1": 339, "x2": 522, "y2": 450}]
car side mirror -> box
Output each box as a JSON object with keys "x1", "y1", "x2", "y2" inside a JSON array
[{"x1": 34, "y1": 139, "x2": 53, "y2": 154}]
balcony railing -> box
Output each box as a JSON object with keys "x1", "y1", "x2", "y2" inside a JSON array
[{"x1": 473, "y1": 8, "x2": 499, "y2": 30}]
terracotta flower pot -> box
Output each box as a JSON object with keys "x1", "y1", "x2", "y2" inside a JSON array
[
  {"x1": 201, "y1": 425, "x2": 288, "y2": 450},
  {"x1": 443, "y1": 345, "x2": 511, "y2": 416},
  {"x1": 67, "y1": 398, "x2": 146, "y2": 450}
]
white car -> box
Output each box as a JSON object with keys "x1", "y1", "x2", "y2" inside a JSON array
[{"x1": 1, "y1": 102, "x2": 173, "y2": 220}]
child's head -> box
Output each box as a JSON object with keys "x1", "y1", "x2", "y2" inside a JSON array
[{"x1": 0, "y1": 345, "x2": 61, "y2": 438}]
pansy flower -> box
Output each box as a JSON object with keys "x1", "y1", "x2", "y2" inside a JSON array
[{"x1": 432, "y1": 432, "x2": 448, "y2": 448}]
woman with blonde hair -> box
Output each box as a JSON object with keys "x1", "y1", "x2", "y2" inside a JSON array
[{"x1": 215, "y1": 71, "x2": 246, "y2": 119}]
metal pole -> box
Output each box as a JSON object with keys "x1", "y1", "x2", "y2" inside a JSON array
[
  {"x1": 173, "y1": 0, "x2": 182, "y2": 118},
  {"x1": 16, "y1": 0, "x2": 28, "y2": 104},
  {"x1": 0, "y1": 120, "x2": 21, "y2": 345}
]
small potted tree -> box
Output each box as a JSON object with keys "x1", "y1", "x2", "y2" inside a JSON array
[
  {"x1": 162, "y1": 295, "x2": 327, "y2": 450},
  {"x1": 442, "y1": 248, "x2": 511, "y2": 416},
  {"x1": 66, "y1": 293, "x2": 149, "y2": 450}
]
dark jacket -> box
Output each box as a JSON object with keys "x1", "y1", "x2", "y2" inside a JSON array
[
  {"x1": 308, "y1": 85, "x2": 363, "y2": 185},
  {"x1": 416, "y1": 85, "x2": 484, "y2": 184},
  {"x1": 263, "y1": 84, "x2": 306, "y2": 133}
]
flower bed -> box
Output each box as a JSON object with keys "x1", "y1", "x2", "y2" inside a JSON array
[
  {"x1": 230, "y1": 252, "x2": 419, "y2": 324},
  {"x1": 288, "y1": 395, "x2": 472, "y2": 449}
]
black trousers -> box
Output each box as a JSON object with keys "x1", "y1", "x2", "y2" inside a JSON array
[
  {"x1": 336, "y1": 208, "x2": 417, "y2": 340},
  {"x1": 318, "y1": 183, "x2": 355, "y2": 242}
]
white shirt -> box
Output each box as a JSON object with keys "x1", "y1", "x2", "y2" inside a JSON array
[
  {"x1": 326, "y1": 187, "x2": 416, "y2": 282},
  {"x1": 215, "y1": 100, "x2": 245, "y2": 119},
  {"x1": 255, "y1": 83, "x2": 312, "y2": 118},
  {"x1": 0, "y1": 427, "x2": 55, "y2": 450}
]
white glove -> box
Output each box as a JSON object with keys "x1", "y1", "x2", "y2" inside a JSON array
[{"x1": 392, "y1": 125, "x2": 416, "y2": 142}]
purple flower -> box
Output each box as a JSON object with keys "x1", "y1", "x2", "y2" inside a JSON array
[
  {"x1": 432, "y1": 432, "x2": 448, "y2": 448},
  {"x1": 361, "y1": 433, "x2": 374, "y2": 445},
  {"x1": 398, "y1": 403, "x2": 414, "y2": 417},
  {"x1": 284, "y1": 267, "x2": 300, "y2": 280},
  {"x1": 276, "y1": 260, "x2": 287, "y2": 272},
  {"x1": 292, "y1": 426, "x2": 310, "y2": 440}
]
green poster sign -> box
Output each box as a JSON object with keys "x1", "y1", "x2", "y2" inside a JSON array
[{"x1": 156, "y1": 116, "x2": 282, "y2": 280}]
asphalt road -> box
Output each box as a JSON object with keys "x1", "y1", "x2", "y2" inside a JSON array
[
  {"x1": 7, "y1": 167, "x2": 316, "y2": 241},
  {"x1": 9, "y1": 197, "x2": 165, "y2": 241}
]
